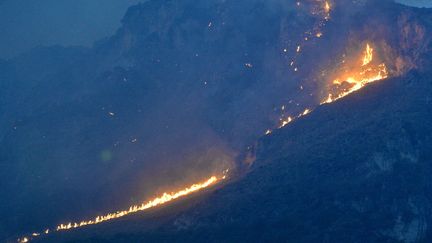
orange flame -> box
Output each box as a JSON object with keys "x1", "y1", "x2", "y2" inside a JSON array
[
  {"x1": 276, "y1": 108, "x2": 312, "y2": 130},
  {"x1": 18, "y1": 173, "x2": 227, "y2": 242},
  {"x1": 362, "y1": 43, "x2": 373, "y2": 66},
  {"x1": 324, "y1": 1, "x2": 331, "y2": 14},
  {"x1": 268, "y1": 43, "x2": 388, "y2": 135},
  {"x1": 322, "y1": 43, "x2": 388, "y2": 104}
]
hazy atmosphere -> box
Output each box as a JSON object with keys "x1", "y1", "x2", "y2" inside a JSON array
[
  {"x1": 1, "y1": 0, "x2": 430, "y2": 59},
  {"x1": 1, "y1": 0, "x2": 432, "y2": 242},
  {"x1": 396, "y1": 0, "x2": 432, "y2": 7},
  {"x1": 0, "y1": 0, "x2": 142, "y2": 58}
]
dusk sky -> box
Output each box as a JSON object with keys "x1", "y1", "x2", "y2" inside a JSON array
[
  {"x1": 396, "y1": 0, "x2": 432, "y2": 7},
  {"x1": 0, "y1": 0, "x2": 141, "y2": 59},
  {"x1": 0, "y1": 0, "x2": 430, "y2": 59}
]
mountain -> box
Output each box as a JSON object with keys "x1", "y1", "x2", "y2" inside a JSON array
[
  {"x1": 40, "y1": 70, "x2": 432, "y2": 243},
  {"x1": 1, "y1": 0, "x2": 329, "y2": 238},
  {"x1": 1, "y1": 0, "x2": 432, "y2": 241}
]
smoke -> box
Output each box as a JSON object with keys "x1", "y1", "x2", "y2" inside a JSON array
[{"x1": 2, "y1": 0, "x2": 431, "y2": 240}]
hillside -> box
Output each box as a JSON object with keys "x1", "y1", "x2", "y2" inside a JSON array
[
  {"x1": 34, "y1": 70, "x2": 432, "y2": 243},
  {"x1": 2, "y1": 0, "x2": 432, "y2": 241}
]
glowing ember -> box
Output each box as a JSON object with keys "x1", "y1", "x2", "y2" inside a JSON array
[
  {"x1": 279, "y1": 116, "x2": 293, "y2": 128},
  {"x1": 268, "y1": 42, "x2": 388, "y2": 135},
  {"x1": 301, "y1": 109, "x2": 311, "y2": 116},
  {"x1": 18, "y1": 174, "x2": 227, "y2": 242},
  {"x1": 265, "y1": 1, "x2": 333, "y2": 135},
  {"x1": 19, "y1": 238, "x2": 28, "y2": 243}
]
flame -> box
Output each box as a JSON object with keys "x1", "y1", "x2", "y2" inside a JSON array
[
  {"x1": 324, "y1": 1, "x2": 331, "y2": 13},
  {"x1": 362, "y1": 43, "x2": 373, "y2": 66},
  {"x1": 276, "y1": 108, "x2": 312, "y2": 130},
  {"x1": 302, "y1": 109, "x2": 311, "y2": 116},
  {"x1": 56, "y1": 176, "x2": 220, "y2": 231},
  {"x1": 279, "y1": 116, "x2": 293, "y2": 128},
  {"x1": 20, "y1": 5, "x2": 330, "y2": 234},
  {"x1": 322, "y1": 43, "x2": 388, "y2": 104},
  {"x1": 18, "y1": 174, "x2": 227, "y2": 242},
  {"x1": 270, "y1": 42, "x2": 388, "y2": 135},
  {"x1": 19, "y1": 4, "x2": 386, "y2": 243},
  {"x1": 323, "y1": 1, "x2": 331, "y2": 20},
  {"x1": 266, "y1": 1, "x2": 333, "y2": 135}
]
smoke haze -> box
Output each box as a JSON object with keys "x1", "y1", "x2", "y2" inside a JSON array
[{"x1": 0, "y1": 0, "x2": 142, "y2": 59}]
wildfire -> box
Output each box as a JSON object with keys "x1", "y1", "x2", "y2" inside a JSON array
[
  {"x1": 275, "y1": 108, "x2": 312, "y2": 130},
  {"x1": 324, "y1": 1, "x2": 331, "y2": 14},
  {"x1": 265, "y1": 1, "x2": 334, "y2": 136},
  {"x1": 362, "y1": 43, "x2": 373, "y2": 66},
  {"x1": 323, "y1": 1, "x2": 331, "y2": 20},
  {"x1": 266, "y1": 42, "x2": 389, "y2": 136},
  {"x1": 18, "y1": 173, "x2": 227, "y2": 242},
  {"x1": 322, "y1": 43, "x2": 388, "y2": 104},
  {"x1": 17, "y1": 3, "x2": 390, "y2": 243}
]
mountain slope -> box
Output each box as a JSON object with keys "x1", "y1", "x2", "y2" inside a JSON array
[
  {"x1": 2, "y1": 0, "x2": 432, "y2": 241},
  {"x1": 38, "y1": 70, "x2": 432, "y2": 242}
]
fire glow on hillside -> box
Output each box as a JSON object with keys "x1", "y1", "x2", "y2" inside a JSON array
[
  {"x1": 322, "y1": 43, "x2": 389, "y2": 104},
  {"x1": 18, "y1": 1, "x2": 393, "y2": 242},
  {"x1": 264, "y1": 42, "x2": 389, "y2": 135},
  {"x1": 265, "y1": 0, "x2": 333, "y2": 135},
  {"x1": 18, "y1": 172, "x2": 228, "y2": 243}
]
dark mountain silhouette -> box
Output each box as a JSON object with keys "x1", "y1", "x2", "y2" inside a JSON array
[{"x1": 1, "y1": 0, "x2": 432, "y2": 242}]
